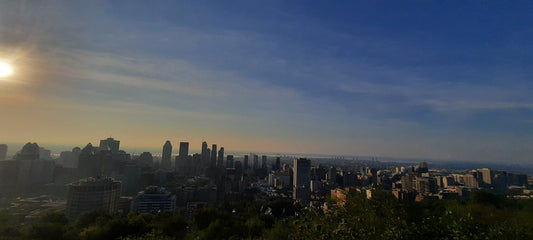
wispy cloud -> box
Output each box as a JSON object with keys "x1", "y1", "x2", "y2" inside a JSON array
[{"x1": 2, "y1": 1, "x2": 533, "y2": 162}]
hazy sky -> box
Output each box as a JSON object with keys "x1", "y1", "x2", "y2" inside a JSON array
[{"x1": 1, "y1": 1, "x2": 533, "y2": 163}]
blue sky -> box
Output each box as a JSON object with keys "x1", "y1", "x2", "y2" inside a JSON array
[{"x1": 1, "y1": 1, "x2": 533, "y2": 163}]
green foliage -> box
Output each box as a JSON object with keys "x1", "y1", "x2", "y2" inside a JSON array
[
  {"x1": 74, "y1": 211, "x2": 112, "y2": 230},
  {"x1": 24, "y1": 212, "x2": 70, "y2": 240},
  {"x1": 470, "y1": 190, "x2": 507, "y2": 208},
  {"x1": 0, "y1": 210, "x2": 22, "y2": 240},
  {"x1": 185, "y1": 198, "x2": 292, "y2": 240},
  {"x1": 153, "y1": 212, "x2": 187, "y2": 239},
  {"x1": 78, "y1": 213, "x2": 155, "y2": 240},
  {"x1": 119, "y1": 229, "x2": 172, "y2": 240},
  {"x1": 263, "y1": 189, "x2": 533, "y2": 240},
  {"x1": 41, "y1": 211, "x2": 69, "y2": 225},
  {"x1": 5, "y1": 192, "x2": 533, "y2": 240}
]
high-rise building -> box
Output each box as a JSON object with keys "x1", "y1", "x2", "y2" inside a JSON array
[
  {"x1": 161, "y1": 141, "x2": 172, "y2": 170},
  {"x1": 14, "y1": 142, "x2": 54, "y2": 186},
  {"x1": 217, "y1": 147, "x2": 224, "y2": 168},
  {"x1": 253, "y1": 155, "x2": 259, "y2": 169},
  {"x1": 78, "y1": 143, "x2": 99, "y2": 177},
  {"x1": 327, "y1": 167, "x2": 337, "y2": 185},
  {"x1": 98, "y1": 148, "x2": 131, "y2": 176},
  {"x1": 480, "y1": 168, "x2": 492, "y2": 185},
  {"x1": 442, "y1": 176, "x2": 455, "y2": 188},
  {"x1": 177, "y1": 142, "x2": 189, "y2": 172},
  {"x1": 99, "y1": 137, "x2": 120, "y2": 152},
  {"x1": 201, "y1": 142, "x2": 209, "y2": 169},
  {"x1": 463, "y1": 174, "x2": 478, "y2": 188},
  {"x1": 178, "y1": 142, "x2": 189, "y2": 161},
  {"x1": 293, "y1": 158, "x2": 311, "y2": 203},
  {"x1": 210, "y1": 144, "x2": 217, "y2": 167},
  {"x1": 274, "y1": 157, "x2": 281, "y2": 171},
  {"x1": 66, "y1": 177, "x2": 121, "y2": 220},
  {"x1": 206, "y1": 147, "x2": 210, "y2": 167},
  {"x1": 16, "y1": 142, "x2": 39, "y2": 161},
  {"x1": 415, "y1": 177, "x2": 437, "y2": 194},
  {"x1": 243, "y1": 155, "x2": 249, "y2": 170},
  {"x1": 234, "y1": 161, "x2": 243, "y2": 179},
  {"x1": 138, "y1": 152, "x2": 153, "y2": 168},
  {"x1": 60, "y1": 147, "x2": 81, "y2": 168},
  {"x1": 226, "y1": 155, "x2": 234, "y2": 168},
  {"x1": 192, "y1": 153, "x2": 201, "y2": 175},
  {"x1": 401, "y1": 174, "x2": 417, "y2": 191},
  {"x1": 417, "y1": 161, "x2": 429, "y2": 174},
  {"x1": 0, "y1": 144, "x2": 6, "y2": 161},
  {"x1": 261, "y1": 155, "x2": 267, "y2": 169},
  {"x1": 130, "y1": 186, "x2": 176, "y2": 214}
]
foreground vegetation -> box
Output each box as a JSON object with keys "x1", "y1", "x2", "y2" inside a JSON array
[{"x1": 1, "y1": 190, "x2": 532, "y2": 240}]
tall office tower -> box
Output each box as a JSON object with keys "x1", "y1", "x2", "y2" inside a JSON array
[
  {"x1": 78, "y1": 143, "x2": 98, "y2": 177},
  {"x1": 243, "y1": 155, "x2": 249, "y2": 170},
  {"x1": 226, "y1": 155, "x2": 234, "y2": 168},
  {"x1": 100, "y1": 149, "x2": 131, "y2": 176},
  {"x1": 130, "y1": 186, "x2": 176, "y2": 214},
  {"x1": 401, "y1": 174, "x2": 417, "y2": 191},
  {"x1": 59, "y1": 151, "x2": 73, "y2": 167},
  {"x1": 481, "y1": 168, "x2": 492, "y2": 185},
  {"x1": 66, "y1": 177, "x2": 121, "y2": 220},
  {"x1": 0, "y1": 144, "x2": 7, "y2": 160},
  {"x1": 327, "y1": 167, "x2": 337, "y2": 184},
  {"x1": 161, "y1": 141, "x2": 172, "y2": 170},
  {"x1": 217, "y1": 147, "x2": 224, "y2": 168},
  {"x1": 293, "y1": 158, "x2": 311, "y2": 203},
  {"x1": 252, "y1": 155, "x2": 259, "y2": 169},
  {"x1": 415, "y1": 177, "x2": 436, "y2": 194},
  {"x1": 16, "y1": 142, "x2": 40, "y2": 160},
  {"x1": 210, "y1": 144, "x2": 217, "y2": 167},
  {"x1": 417, "y1": 161, "x2": 428, "y2": 174},
  {"x1": 192, "y1": 153, "x2": 201, "y2": 175},
  {"x1": 15, "y1": 143, "x2": 55, "y2": 186},
  {"x1": 71, "y1": 147, "x2": 81, "y2": 168},
  {"x1": 177, "y1": 142, "x2": 189, "y2": 172},
  {"x1": 261, "y1": 155, "x2": 267, "y2": 169},
  {"x1": 201, "y1": 142, "x2": 209, "y2": 168},
  {"x1": 99, "y1": 137, "x2": 120, "y2": 152},
  {"x1": 463, "y1": 174, "x2": 478, "y2": 188},
  {"x1": 206, "y1": 148, "x2": 210, "y2": 168},
  {"x1": 234, "y1": 161, "x2": 243, "y2": 179},
  {"x1": 274, "y1": 157, "x2": 281, "y2": 171},
  {"x1": 138, "y1": 152, "x2": 153, "y2": 168}
]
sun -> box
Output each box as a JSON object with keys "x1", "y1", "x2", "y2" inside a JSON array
[{"x1": 0, "y1": 62, "x2": 13, "y2": 77}]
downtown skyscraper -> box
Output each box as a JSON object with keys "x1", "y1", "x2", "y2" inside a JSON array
[
  {"x1": 176, "y1": 142, "x2": 189, "y2": 172},
  {"x1": 293, "y1": 158, "x2": 311, "y2": 203},
  {"x1": 201, "y1": 141, "x2": 209, "y2": 169},
  {"x1": 217, "y1": 147, "x2": 224, "y2": 168},
  {"x1": 161, "y1": 141, "x2": 172, "y2": 170},
  {"x1": 210, "y1": 144, "x2": 217, "y2": 168}
]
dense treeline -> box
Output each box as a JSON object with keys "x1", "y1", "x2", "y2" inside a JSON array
[
  {"x1": 262, "y1": 190, "x2": 533, "y2": 240},
  {"x1": 1, "y1": 190, "x2": 532, "y2": 240}
]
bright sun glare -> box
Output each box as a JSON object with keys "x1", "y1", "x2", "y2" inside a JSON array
[{"x1": 0, "y1": 62, "x2": 13, "y2": 77}]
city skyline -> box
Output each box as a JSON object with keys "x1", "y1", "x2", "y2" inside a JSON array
[{"x1": 2, "y1": 1, "x2": 533, "y2": 164}]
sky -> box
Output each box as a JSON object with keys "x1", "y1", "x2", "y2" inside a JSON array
[{"x1": 1, "y1": 1, "x2": 533, "y2": 164}]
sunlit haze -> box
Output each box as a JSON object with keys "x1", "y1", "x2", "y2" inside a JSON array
[
  {"x1": 1, "y1": 1, "x2": 533, "y2": 164},
  {"x1": 0, "y1": 62, "x2": 12, "y2": 77}
]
